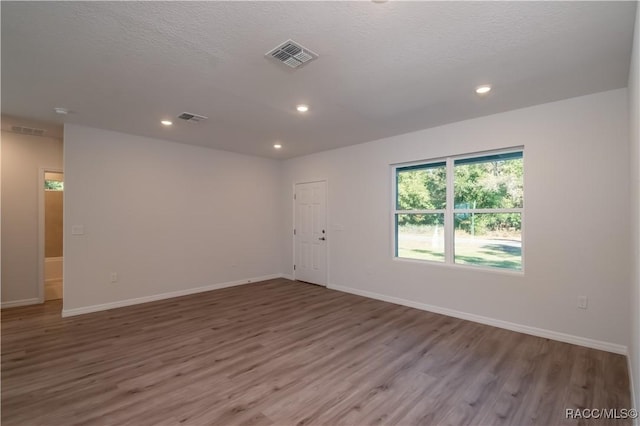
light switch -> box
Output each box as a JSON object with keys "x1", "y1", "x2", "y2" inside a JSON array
[{"x1": 71, "y1": 225, "x2": 85, "y2": 235}]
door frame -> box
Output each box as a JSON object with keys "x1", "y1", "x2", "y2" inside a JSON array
[
  {"x1": 292, "y1": 179, "x2": 329, "y2": 286},
  {"x1": 38, "y1": 167, "x2": 63, "y2": 304}
]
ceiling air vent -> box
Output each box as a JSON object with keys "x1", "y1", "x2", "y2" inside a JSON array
[
  {"x1": 177, "y1": 112, "x2": 208, "y2": 123},
  {"x1": 266, "y1": 39, "x2": 318, "y2": 69},
  {"x1": 11, "y1": 125, "x2": 46, "y2": 136}
]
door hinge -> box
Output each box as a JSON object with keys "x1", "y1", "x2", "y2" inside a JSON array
[
  {"x1": 293, "y1": 228, "x2": 296, "y2": 235},
  {"x1": 294, "y1": 264, "x2": 296, "y2": 270},
  {"x1": 294, "y1": 193, "x2": 297, "y2": 200}
]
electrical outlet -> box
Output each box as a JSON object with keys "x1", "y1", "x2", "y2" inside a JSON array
[
  {"x1": 578, "y1": 296, "x2": 588, "y2": 309},
  {"x1": 110, "y1": 272, "x2": 118, "y2": 283}
]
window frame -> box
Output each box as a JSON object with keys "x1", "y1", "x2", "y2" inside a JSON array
[{"x1": 392, "y1": 148, "x2": 524, "y2": 273}]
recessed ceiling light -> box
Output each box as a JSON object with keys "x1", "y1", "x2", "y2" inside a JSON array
[
  {"x1": 161, "y1": 120, "x2": 173, "y2": 126},
  {"x1": 475, "y1": 85, "x2": 492, "y2": 95},
  {"x1": 54, "y1": 107, "x2": 68, "y2": 115},
  {"x1": 274, "y1": 144, "x2": 282, "y2": 149},
  {"x1": 296, "y1": 104, "x2": 309, "y2": 113}
]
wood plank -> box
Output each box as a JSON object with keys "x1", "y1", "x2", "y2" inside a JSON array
[{"x1": 1, "y1": 279, "x2": 631, "y2": 426}]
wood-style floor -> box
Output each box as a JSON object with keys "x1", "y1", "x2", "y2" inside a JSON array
[{"x1": 1, "y1": 279, "x2": 631, "y2": 426}]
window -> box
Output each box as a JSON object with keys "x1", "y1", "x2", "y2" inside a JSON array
[
  {"x1": 44, "y1": 171, "x2": 63, "y2": 191},
  {"x1": 394, "y1": 149, "x2": 523, "y2": 271},
  {"x1": 44, "y1": 180, "x2": 63, "y2": 191}
]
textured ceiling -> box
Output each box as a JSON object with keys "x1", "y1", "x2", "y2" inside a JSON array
[{"x1": 1, "y1": 1, "x2": 637, "y2": 159}]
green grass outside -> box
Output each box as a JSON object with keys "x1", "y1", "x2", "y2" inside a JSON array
[{"x1": 397, "y1": 227, "x2": 522, "y2": 270}]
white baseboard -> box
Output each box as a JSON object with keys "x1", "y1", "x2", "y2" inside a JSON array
[
  {"x1": 1, "y1": 298, "x2": 41, "y2": 309},
  {"x1": 281, "y1": 274, "x2": 294, "y2": 280},
  {"x1": 62, "y1": 274, "x2": 283, "y2": 317},
  {"x1": 328, "y1": 284, "x2": 628, "y2": 355}
]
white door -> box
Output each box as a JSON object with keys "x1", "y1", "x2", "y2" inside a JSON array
[{"x1": 294, "y1": 181, "x2": 327, "y2": 286}]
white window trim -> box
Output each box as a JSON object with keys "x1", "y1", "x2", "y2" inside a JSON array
[{"x1": 392, "y1": 148, "x2": 524, "y2": 272}]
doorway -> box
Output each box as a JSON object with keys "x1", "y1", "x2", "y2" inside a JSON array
[
  {"x1": 294, "y1": 181, "x2": 327, "y2": 286},
  {"x1": 42, "y1": 170, "x2": 63, "y2": 301}
]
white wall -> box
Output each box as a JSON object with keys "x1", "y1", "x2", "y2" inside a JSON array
[
  {"x1": 628, "y1": 2, "x2": 640, "y2": 412},
  {"x1": 282, "y1": 89, "x2": 630, "y2": 349},
  {"x1": 63, "y1": 125, "x2": 282, "y2": 313},
  {"x1": 1, "y1": 130, "x2": 63, "y2": 305}
]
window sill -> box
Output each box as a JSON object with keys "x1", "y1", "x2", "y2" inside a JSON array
[{"x1": 392, "y1": 256, "x2": 525, "y2": 277}]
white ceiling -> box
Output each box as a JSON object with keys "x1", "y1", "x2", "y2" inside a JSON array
[{"x1": 2, "y1": 1, "x2": 637, "y2": 159}]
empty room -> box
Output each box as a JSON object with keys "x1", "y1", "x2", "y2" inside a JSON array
[{"x1": 1, "y1": 1, "x2": 639, "y2": 425}]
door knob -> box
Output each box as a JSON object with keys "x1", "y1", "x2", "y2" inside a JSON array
[{"x1": 319, "y1": 237, "x2": 326, "y2": 241}]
